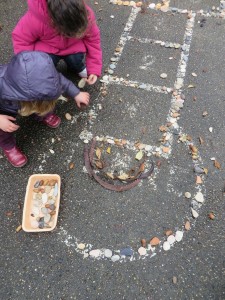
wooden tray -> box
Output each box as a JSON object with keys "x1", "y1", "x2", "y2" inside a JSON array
[{"x1": 22, "y1": 174, "x2": 61, "y2": 232}]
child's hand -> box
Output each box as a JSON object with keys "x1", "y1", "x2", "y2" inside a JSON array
[
  {"x1": 74, "y1": 92, "x2": 90, "y2": 108},
  {"x1": 86, "y1": 74, "x2": 97, "y2": 85},
  {"x1": 0, "y1": 115, "x2": 19, "y2": 132}
]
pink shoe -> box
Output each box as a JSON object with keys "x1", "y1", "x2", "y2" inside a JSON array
[
  {"x1": 42, "y1": 113, "x2": 61, "y2": 128},
  {"x1": 3, "y1": 146, "x2": 27, "y2": 167}
]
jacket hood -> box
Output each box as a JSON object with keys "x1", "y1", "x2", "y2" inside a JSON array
[
  {"x1": 1, "y1": 51, "x2": 62, "y2": 101},
  {"x1": 28, "y1": 0, "x2": 49, "y2": 21}
]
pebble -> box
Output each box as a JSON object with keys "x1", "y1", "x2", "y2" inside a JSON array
[
  {"x1": 160, "y1": 73, "x2": 167, "y2": 79},
  {"x1": 195, "y1": 192, "x2": 204, "y2": 203},
  {"x1": 111, "y1": 255, "x2": 120, "y2": 262},
  {"x1": 41, "y1": 207, "x2": 48, "y2": 214},
  {"x1": 44, "y1": 214, "x2": 51, "y2": 223},
  {"x1": 209, "y1": 127, "x2": 213, "y2": 132},
  {"x1": 108, "y1": 69, "x2": 114, "y2": 75},
  {"x1": 194, "y1": 166, "x2": 205, "y2": 174},
  {"x1": 31, "y1": 220, "x2": 39, "y2": 229},
  {"x1": 138, "y1": 247, "x2": 147, "y2": 256},
  {"x1": 104, "y1": 249, "x2": 113, "y2": 258},
  {"x1": 34, "y1": 181, "x2": 40, "y2": 188},
  {"x1": 77, "y1": 243, "x2": 86, "y2": 250},
  {"x1": 191, "y1": 208, "x2": 199, "y2": 218},
  {"x1": 89, "y1": 249, "x2": 101, "y2": 258},
  {"x1": 42, "y1": 193, "x2": 48, "y2": 204},
  {"x1": 149, "y1": 3, "x2": 155, "y2": 9},
  {"x1": 167, "y1": 235, "x2": 176, "y2": 245},
  {"x1": 185, "y1": 192, "x2": 191, "y2": 199},
  {"x1": 172, "y1": 276, "x2": 178, "y2": 284},
  {"x1": 120, "y1": 247, "x2": 133, "y2": 256},
  {"x1": 109, "y1": 64, "x2": 116, "y2": 70},
  {"x1": 175, "y1": 231, "x2": 183, "y2": 242},
  {"x1": 163, "y1": 241, "x2": 171, "y2": 251}
]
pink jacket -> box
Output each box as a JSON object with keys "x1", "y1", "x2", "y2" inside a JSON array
[{"x1": 12, "y1": 0, "x2": 102, "y2": 76}]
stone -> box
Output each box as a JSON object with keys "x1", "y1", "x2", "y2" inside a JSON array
[
  {"x1": 104, "y1": 249, "x2": 113, "y2": 258},
  {"x1": 138, "y1": 247, "x2": 147, "y2": 256},
  {"x1": 34, "y1": 181, "x2": 40, "y2": 188},
  {"x1": 109, "y1": 64, "x2": 116, "y2": 70},
  {"x1": 111, "y1": 255, "x2": 120, "y2": 262},
  {"x1": 185, "y1": 192, "x2": 191, "y2": 199},
  {"x1": 185, "y1": 221, "x2": 191, "y2": 231},
  {"x1": 167, "y1": 235, "x2": 176, "y2": 245},
  {"x1": 108, "y1": 69, "x2": 114, "y2": 75},
  {"x1": 191, "y1": 208, "x2": 199, "y2": 218},
  {"x1": 120, "y1": 247, "x2": 133, "y2": 256},
  {"x1": 49, "y1": 204, "x2": 56, "y2": 211},
  {"x1": 41, "y1": 207, "x2": 48, "y2": 214},
  {"x1": 194, "y1": 166, "x2": 205, "y2": 173},
  {"x1": 150, "y1": 237, "x2": 160, "y2": 246},
  {"x1": 77, "y1": 243, "x2": 86, "y2": 250},
  {"x1": 44, "y1": 214, "x2": 51, "y2": 223},
  {"x1": 149, "y1": 3, "x2": 156, "y2": 9},
  {"x1": 89, "y1": 249, "x2": 101, "y2": 258},
  {"x1": 45, "y1": 186, "x2": 52, "y2": 194},
  {"x1": 42, "y1": 193, "x2": 48, "y2": 204},
  {"x1": 163, "y1": 241, "x2": 171, "y2": 251},
  {"x1": 172, "y1": 276, "x2": 178, "y2": 284},
  {"x1": 195, "y1": 192, "x2": 204, "y2": 203},
  {"x1": 31, "y1": 220, "x2": 39, "y2": 229},
  {"x1": 175, "y1": 231, "x2": 183, "y2": 242},
  {"x1": 141, "y1": 239, "x2": 147, "y2": 247}
]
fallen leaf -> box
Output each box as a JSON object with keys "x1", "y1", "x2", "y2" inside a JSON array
[
  {"x1": 95, "y1": 147, "x2": 102, "y2": 159},
  {"x1": 189, "y1": 145, "x2": 198, "y2": 154},
  {"x1": 150, "y1": 237, "x2": 160, "y2": 246},
  {"x1": 203, "y1": 168, "x2": 208, "y2": 175},
  {"x1": 106, "y1": 147, "x2": 111, "y2": 154},
  {"x1": 199, "y1": 137, "x2": 204, "y2": 144},
  {"x1": 208, "y1": 212, "x2": 215, "y2": 220},
  {"x1": 165, "y1": 229, "x2": 173, "y2": 236},
  {"x1": 95, "y1": 160, "x2": 104, "y2": 169},
  {"x1": 214, "y1": 160, "x2": 221, "y2": 169},
  {"x1": 5, "y1": 211, "x2": 13, "y2": 217},
  {"x1": 106, "y1": 172, "x2": 114, "y2": 180},
  {"x1": 135, "y1": 150, "x2": 143, "y2": 161},
  {"x1": 185, "y1": 221, "x2": 191, "y2": 231},
  {"x1": 16, "y1": 225, "x2": 22, "y2": 232},
  {"x1": 159, "y1": 125, "x2": 167, "y2": 132},
  {"x1": 117, "y1": 173, "x2": 129, "y2": 180},
  {"x1": 196, "y1": 176, "x2": 202, "y2": 184},
  {"x1": 69, "y1": 162, "x2": 74, "y2": 169}
]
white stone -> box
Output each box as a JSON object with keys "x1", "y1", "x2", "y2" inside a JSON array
[
  {"x1": 89, "y1": 249, "x2": 101, "y2": 258},
  {"x1": 138, "y1": 247, "x2": 147, "y2": 256},
  {"x1": 210, "y1": 157, "x2": 215, "y2": 161},
  {"x1": 163, "y1": 241, "x2": 171, "y2": 251},
  {"x1": 160, "y1": 73, "x2": 168, "y2": 79},
  {"x1": 185, "y1": 192, "x2": 191, "y2": 199},
  {"x1": 104, "y1": 249, "x2": 113, "y2": 258},
  {"x1": 209, "y1": 127, "x2": 213, "y2": 132},
  {"x1": 167, "y1": 235, "x2": 176, "y2": 245},
  {"x1": 149, "y1": 3, "x2": 156, "y2": 9},
  {"x1": 195, "y1": 192, "x2": 204, "y2": 203},
  {"x1": 191, "y1": 208, "x2": 199, "y2": 218},
  {"x1": 77, "y1": 243, "x2": 86, "y2": 250},
  {"x1": 42, "y1": 193, "x2": 48, "y2": 204},
  {"x1": 175, "y1": 231, "x2": 183, "y2": 242},
  {"x1": 111, "y1": 255, "x2": 120, "y2": 262}
]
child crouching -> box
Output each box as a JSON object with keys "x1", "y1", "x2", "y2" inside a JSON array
[{"x1": 0, "y1": 51, "x2": 90, "y2": 167}]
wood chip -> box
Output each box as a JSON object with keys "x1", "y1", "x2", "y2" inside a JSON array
[{"x1": 214, "y1": 160, "x2": 221, "y2": 169}]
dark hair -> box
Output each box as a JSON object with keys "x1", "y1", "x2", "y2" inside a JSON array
[{"x1": 47, "y1": 0, "x2": 88, "y2": 38}]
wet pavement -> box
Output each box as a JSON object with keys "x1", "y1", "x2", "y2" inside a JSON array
[{"x1": 0, "y1": 1, "x2": 225, "y2": 299}]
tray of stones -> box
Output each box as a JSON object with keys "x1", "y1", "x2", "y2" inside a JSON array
[{"x1": 22, "y1": 174, "x2": 61, "y2": 232}]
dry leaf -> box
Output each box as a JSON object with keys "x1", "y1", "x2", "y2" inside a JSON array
[
  {"x1": 117, "y1": 173, "x2": 129, "y2": 180},
  {"x1": 189, "y1": 145, "x2": 198, "y2": 154},
  {"x1": 95, "y1": 147, "x2": 102, "y2": 160},
  {"x1": 204, "y1": 168, "x2": 208, "y2": 175},
  {"x1": 69, "y1": 162, "x2": 74, "y2": 169},
  {"x1": 159, "y1": 125, "x2": 167, "y2": 132},
  {"x1": 150, "y1": 237, "x2": 160, "y2": 246},
  {"x1": 106, "y1": 147, "x2": 111, "y2": 154},
  {"x1": 196, "y1": 176, "x2": 202, "y2": 184},
  {"x1": 214, "y1": 160, "x2": 221, "y2": 169},
  {"x1": 135, "y1": 150, "x2": 143, "y2": 161},
  {"x1": 5, "y1": 211, "x2": 13, "y2": 217},
  {"x1": 165, "y1": 229, "x2": 173, "y2": 236},
  {"x1": 185, "y1": 221, "x2": 191, "y2": 231},
  {"x1": 199, "y1": 137, "x2": 204, "y2": 144},
  {"x1": 16, "y1": 225, "x2": 22, "y2": 232},
  {"x1": 95, "y1": 160, "x2": 104, "y2": 169},
  {"x1": 106, "y1": 172, "x2": 114, "y2": 180},
  {"x1": 139, "y1": 162, "x2": 145, "y2": 173}
]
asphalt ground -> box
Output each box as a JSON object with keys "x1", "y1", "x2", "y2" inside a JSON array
[{"x1": 0, "y1": 0, "x2": 225, "y2": 299}]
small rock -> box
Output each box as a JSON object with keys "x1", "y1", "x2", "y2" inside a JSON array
[
  {"x1": 160, "y1": 73, "x2": 168, "y2": 79},
  {"x1": 185, "y1": 192, "x2": 191, "y2": 199},
  {"x1": 191, "y1": 208, "x2": 199, "y2": 218},
  {"x1": 138, "y1": 247, "x2": 147, "y2": 256},
  {"x1": 195, "y1": 192, "x2": 204, "y2": 203},
  {"x1": 185, "y1": 221, "x2": 191, "y2": 230},
  {"x1": 111, "y1": 255, "x2": 120, "y2": 262},
  {"x1": 65, "y1": 113, "x2": 72, "y2": 120},
  {"x1": 89, "y1": 249, "x2": 101, "y2": 258},
  {"x1": 120, "y1": 247, "x2": 133, "y2": 256},
  {"x1": 150, "y1": 237, "x2": 160, "y2": 246},
  {"x1": 172, "y1": 276, "x2": 178, "y2": 284},
  {"x1": 149, "y1": 3, "x2": 156, "y2": 9},
  {"x1": 104, "y1": 249, "x2": 113, "y2": 258},
  {"x1": 209, "y1": 127, "x2": 213, "y2": 132},
  {"x1": 208, "y1": 212, "x2": 215, "y2": 220},
  {"x1": 194, "y1": 166, "x2": 205, "y2": 174},
  {"x1": 167, "y1": 235, "x2": 176, "y2": 244},
  {"x1": 163, "y1": 241, "x2": 171, "y2": 251},
  {"x1": 141, "y1": 239, "x2": 147, "y2": 247},
  {"x1": 77, "y1": 243, "x2": 86, "y2": 250},
  {"x1": 175, "y1": 231, "x2": 183, "y2": 242}
]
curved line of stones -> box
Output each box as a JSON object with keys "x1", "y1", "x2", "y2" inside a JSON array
[{"x1": 58, "y1": 9, "x2": 206, "y2": 262}]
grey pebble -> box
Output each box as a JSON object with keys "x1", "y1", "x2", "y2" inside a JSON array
[
  {"x1": 111, "y1": 255, "x2": 120, "y2": 262},
  {"x1": 194, "y1": 166, "x2": 205, "y2": 174},
  {"x1": 120, "y1": 247, "x2": 133, "y2": 257}
]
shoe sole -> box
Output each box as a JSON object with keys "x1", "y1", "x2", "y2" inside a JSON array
[{"x1": 8, "y1": 158, "x2": 28, "y2": 168}]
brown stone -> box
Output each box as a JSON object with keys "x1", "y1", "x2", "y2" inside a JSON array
[{"x1": 150, "y1": 237, "x2": 160, "y2": 246}]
